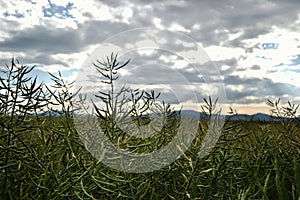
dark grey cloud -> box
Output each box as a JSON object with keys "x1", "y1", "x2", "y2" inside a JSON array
[
  {"x1": 79, "y1": 20, "x2": 130, "y2": 45},
  {"x1": 214, "y1": 58, "x2": 239, "y2": 75},
  {"x1": 101, "y1": 0, "x2": 300, "y2": 48},
  {"x1": 0, "y1": 20, "x2": 130, "y2": 67},
  {"x1": 250, "y1": 65, "x2": 261, "y2": 70},
  {"x1": 1, "y1": 0, "x2": 299, "y2": 67},
  {"x1": 0, "y1": 21, "x2": 129, "y2": 54},
  {"x1": 224, "y1": 75, "x2": 300, "y2": 104},
  {"x1": 118, "y1": 64, "x2": 203, "y2": 85},
  {"x1": 0, "y1": 55, "x2": 67, "y2": 69},
  {"x1": 114, "y1": 52, "x2": 226, "y2": 87},
  {"x1": 0, "y1": 25, "x2": 83, "y2": 54}
]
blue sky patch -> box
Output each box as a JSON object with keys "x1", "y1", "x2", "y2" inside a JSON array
[
  {"x1": 3, "y1": 10, "x2": 24, "y2": 18},
  {"x1": 43, "y1": 0, "x2": 74, "y2": 19},
  {"x1": 255, "y1": 55, "x2": 272, "y2": 60},
  {"x1": 289, "y1": 54, "x2": 300, "y2": 66},
  {"x1": 261, "y1": 43, "x2": 279, "y2": 50}
]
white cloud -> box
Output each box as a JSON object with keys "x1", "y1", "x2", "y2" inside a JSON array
[
  {"x1": 153, "y1": 18, "x2": 164, "y2": 29},
  {"x1": 172, "y1": 59, "x2": 188, "y2": 69},
  {"x1": 232, "y1": 27, "x2": 300, "y2": 89},
  {"x1": 36, "y1": 64, "x2": 67, "y2": 73},
  {"x1": 0, "y1": 0, "x2": 47, "y2": 27},
  {"x1": 137, "y1": 49, "x2": 155, "y2": 56},
  {"x1": 121, "y1": 7, "x2": 133, "y2": 23},
  {"x1": 48, "y1": 0, "x2": 69, "y2": 6},
  {"x1": 51, "y1": 48, "x2": 96, "y2": 70},
  {"x1": 192, "y1": 24, "x2": 200, "y2": 31},
  {"x1": 204, "y1": 46, "x2": 245, "y2": 61},
  {"x1": 228, "y1": 31, "x2": 243, "y2": 41},
  {"x1": 169, "y1": 23, "x2": 190, "y2": 33}
]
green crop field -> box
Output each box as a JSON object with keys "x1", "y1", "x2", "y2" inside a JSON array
[{"x1": 1, "y1": 57, "x2": 300, "y2": 199}]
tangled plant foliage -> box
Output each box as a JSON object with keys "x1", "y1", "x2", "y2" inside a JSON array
[
  {"x1": 73, "y1": 53, "x2": 194, "y2": 173},
  {"x1": 266, "y1": 98, "x2": 300, "y2": 155},
  {"x1": 0, "y1": 58, "x2": 48, "y2": 197},
  {"x1": 266, "y1": 98, "x2": 299, "y2": 120},
  {"x1": 0, "y1": 57, "x2": 300, "y2": 199},
  {"x1": 92, "y1": 53, "x2": 175, "y2": 140}
]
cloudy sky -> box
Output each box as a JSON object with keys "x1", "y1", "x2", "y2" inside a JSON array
[{"x1": 0, "y1": 0, "x2": 300, "y2": 114}]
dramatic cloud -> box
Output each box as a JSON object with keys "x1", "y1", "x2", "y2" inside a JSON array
[{"x1": 0, "y1": 0, "x2": 299, "y2": 114}]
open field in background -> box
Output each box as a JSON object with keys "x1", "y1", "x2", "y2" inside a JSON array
[{"x1": 0, "y1": 59, "x2": 300, "y2": 199}]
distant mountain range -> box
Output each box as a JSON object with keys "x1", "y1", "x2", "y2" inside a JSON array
[
  {"x1": 38, "y1": 110, "x2": 299, "y2": 122},
  {"x1": 226, "y1": 113, "x2": 274, "y2": 121},
  {"x1": 176, "y1": 110, "x2": 299, "y2": 121}
]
